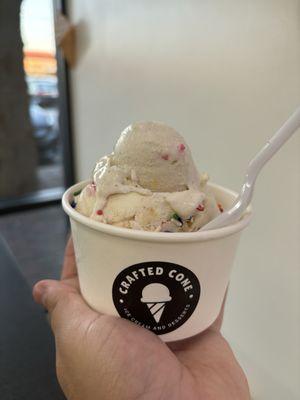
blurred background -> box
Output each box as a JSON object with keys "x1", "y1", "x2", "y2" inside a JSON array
[
  {"x1": 0, "y1": 0, "x2": 72, "y2": 285},
  {"x1": 1, "y1": 0, "x2": 67, "y2": 208},
  {"x1": 0, "y1": 1, "x2": 299, "y2": 399}
]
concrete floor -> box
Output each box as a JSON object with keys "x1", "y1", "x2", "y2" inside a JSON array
[{"x1": 0, "y1": 204, "x2": 68, "y2": 287}]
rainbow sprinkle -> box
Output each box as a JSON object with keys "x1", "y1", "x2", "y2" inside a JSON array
[
  {"x1": 73, "y1": 189, "x2": 82, "y2": 197},
  {"x1": 171, "y1": 213, "x2": 183, "y2": 224},
  {"x1": 178, "y1": 143, "x2": 186, "y2": 152}
]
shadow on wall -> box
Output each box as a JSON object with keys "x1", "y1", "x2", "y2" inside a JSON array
[{"x1": 74, "y1": 19, "x2": 91, "y2": 65}]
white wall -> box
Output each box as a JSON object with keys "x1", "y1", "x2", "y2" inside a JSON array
[{"x1": 69, "y1": 1, "x2": 300, "y2": 398}]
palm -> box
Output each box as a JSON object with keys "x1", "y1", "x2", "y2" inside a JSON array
[{"x1": 36, "y1": 239, "x2": 250, "y2": 400}]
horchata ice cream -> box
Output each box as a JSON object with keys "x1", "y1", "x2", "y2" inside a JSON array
[{"x1": 72, "y1": 122, "x2": 223, "y2": 232}]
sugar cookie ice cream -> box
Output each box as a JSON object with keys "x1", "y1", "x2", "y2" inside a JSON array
[{"x1": 73, "y1": 122, "x2": 222, "y2": 232}]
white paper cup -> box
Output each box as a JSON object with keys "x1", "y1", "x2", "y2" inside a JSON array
[{"x1": 62, "y1": 181, "x2": 252, "y2": 342}]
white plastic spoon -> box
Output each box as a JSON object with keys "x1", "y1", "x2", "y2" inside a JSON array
[{"x1": 200, "y1": 106, "x2": 300, "y2": 231}]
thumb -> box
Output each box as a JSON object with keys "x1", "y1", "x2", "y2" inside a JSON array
[{"x1": 33, "y1": 279, "x2": 99, "y2": 334}]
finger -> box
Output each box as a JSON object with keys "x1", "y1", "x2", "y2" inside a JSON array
[
  {"x1": 62, "y1": 276, "x2": 80, "y2": 291},
  {"x1": 61, "y1": 236, "x2": 77, "y2": 280},
  {"x1": 168, "y1": 287, "x2": 229, "y2": 352},
  {"x1": 32, "y1": 279, "x2": 99, "y2": 334},
  {"x1": 33, "y1": 278, "x2": 79, "y2": 309}
]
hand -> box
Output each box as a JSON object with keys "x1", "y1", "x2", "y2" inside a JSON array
[{"x1": 33, "y1": 238, "x2": 250, "y2": 400}]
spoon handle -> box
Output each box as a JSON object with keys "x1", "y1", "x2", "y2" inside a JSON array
[
  {"x1": 247, "y1": 106, "x2": 300, "y2": 184},
  {"x1": 201, "y1": 106, "x2": 300, "y2": 231}
]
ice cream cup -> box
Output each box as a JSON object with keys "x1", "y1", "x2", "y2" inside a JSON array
[{"x1": 62, "y1": 180, "x2": 252, "y2": 342}]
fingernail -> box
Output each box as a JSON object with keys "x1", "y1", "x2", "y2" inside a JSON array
[{"x1": 33, "y1": 282, "x2": 49, "y2": 306}]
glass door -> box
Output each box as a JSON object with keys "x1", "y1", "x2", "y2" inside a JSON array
[{"x1": 0, "y1": 0, "x2": 73, "y2": 212}]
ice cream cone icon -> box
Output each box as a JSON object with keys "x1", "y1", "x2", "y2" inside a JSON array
[{"x1": 141, "y1": 283, "x2": 172, "y2": 323}]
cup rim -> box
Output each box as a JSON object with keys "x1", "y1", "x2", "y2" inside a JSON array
[{"x1": 62, "y1": 180, "x2": 252, "y2": 243}]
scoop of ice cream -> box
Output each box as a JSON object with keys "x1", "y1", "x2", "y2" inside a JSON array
[
  {"x1": 113, "y1": 122, "x2": 200, "y2": 192},
  {"x1": 76, "y1": 183, "x2": 220, "y2": 232},
  {"x1": 74, "y1": 122, "x2": 221, "y2": 232}
]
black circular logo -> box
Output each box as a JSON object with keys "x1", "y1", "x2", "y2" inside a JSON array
[{"x1": 112, "y1": 261, "x2": 200, "y2": 335}]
